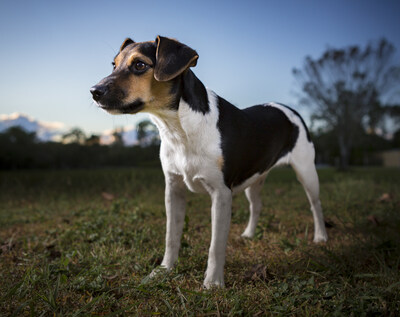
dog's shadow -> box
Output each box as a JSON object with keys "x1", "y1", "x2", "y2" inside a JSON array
[{"x1": 227, "y1": 213, "x2": 400, "y2": 287}]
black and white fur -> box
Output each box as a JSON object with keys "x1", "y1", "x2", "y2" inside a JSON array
[{"x1": 91, "y1": 36, "x2": 328, "y2": 289}]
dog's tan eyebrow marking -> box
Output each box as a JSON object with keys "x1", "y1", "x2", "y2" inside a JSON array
[
  {"x1": 127, "y1": 53, "x2": 153, "y2": 66},
  {"x1": 114, "y1": 54, "x2": 123, "y2": 67}
]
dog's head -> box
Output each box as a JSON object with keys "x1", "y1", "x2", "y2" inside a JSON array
[{"x1": 90, "y1": 36, "x2": 198, "y2": 115}]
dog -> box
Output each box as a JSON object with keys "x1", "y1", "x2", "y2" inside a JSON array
[{"x1": 91, "y1": 36, "x2": 328, "y2": 288}]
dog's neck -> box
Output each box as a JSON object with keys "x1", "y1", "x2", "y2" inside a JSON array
[
  {"x1": 149, "y1": 70, "x2": 212, "y2": 143},
  {"x1": 151, "y1": 70, "x2": 217, "y2": 144}
]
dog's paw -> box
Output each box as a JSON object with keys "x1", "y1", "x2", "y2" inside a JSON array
[
  {"x1": 313, "y1": 233, "x2": 328, "y2": 243},
  {"x1": 203, "y1": 278, "x2": 225, "y2": 289},
  {"x1": 241, "y1": 230, "x2": 255, "y2": 239},
  {"x1": 141, "y1": 266, "x2": 169, "y2": 285},
  {"x1": 203, "y1": 271, "x2": 225, "y2": 289}
]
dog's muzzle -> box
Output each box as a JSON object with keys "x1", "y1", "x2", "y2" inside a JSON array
[{"x1": 90, "y1": 83, "x2": 145, "y2": 114}]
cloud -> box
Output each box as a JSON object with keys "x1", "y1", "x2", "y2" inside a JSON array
[{"x1": 0, "y1": 112, "x2": 66, "y2": 142}]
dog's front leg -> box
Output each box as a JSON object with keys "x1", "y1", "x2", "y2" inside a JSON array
[
  {"x1": 203, "y1": 186, "x2": 232, "y2": 289},
  {"x1": 150, "y1": 173, "x2": 186, "y2": 279},
  {"x1": 160, "y1": 173, "x2": 186, "y2": 270}
]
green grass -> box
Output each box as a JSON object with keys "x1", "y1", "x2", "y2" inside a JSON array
[{"x1": 1, "y1": 167, "x2": 399, "y2": 315}]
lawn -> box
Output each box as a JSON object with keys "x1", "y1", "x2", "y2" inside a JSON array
[{"x1": 0, "y1": 167, "x2": 399, "y2": 315}]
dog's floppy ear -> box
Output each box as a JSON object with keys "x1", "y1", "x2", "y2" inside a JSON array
[
  {"x1": 120, "y1": 38, "x2": 135, "y2": 52},
  {"x1": 154, "y1": 36, "x2": 199, "y2": 82}
]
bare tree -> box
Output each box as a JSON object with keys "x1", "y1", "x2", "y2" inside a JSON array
[{"x1": 293, "y1": 38, "x2": 400, "y2": 169}]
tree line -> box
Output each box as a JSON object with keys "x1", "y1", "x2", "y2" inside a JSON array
[
  {"x1": 0, "y1": 125, "x2": 160, "y2": 170},
  {"x1": 1, "y1": 119, "x2": 398, "y2": 170}
]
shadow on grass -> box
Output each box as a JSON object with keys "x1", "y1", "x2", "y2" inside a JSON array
[{"x1": 227, "y1": 208, "x2": 400, "y2": 314}]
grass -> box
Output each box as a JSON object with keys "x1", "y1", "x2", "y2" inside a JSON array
[{"x1": 0, "y1": 167, "x2": 399, "y2": 316}]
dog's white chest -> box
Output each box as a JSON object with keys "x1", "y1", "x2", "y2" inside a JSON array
[
  {"x1": 164, "y1": 143, "x2": 210, "y2": 193},
  {"x1": 150, "y1": 90, "x2": 224, "y2": 193}
]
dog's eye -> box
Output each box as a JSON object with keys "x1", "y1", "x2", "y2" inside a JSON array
[
  {"x1": 134, "y1": 61, "x2": 147, "y2": 71},
  {"x1": 112, "y1": 62, "x2": 116, "y2": 70}
]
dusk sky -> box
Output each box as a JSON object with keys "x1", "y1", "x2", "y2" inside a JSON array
[{"x1": 0, "y1": 0, "x2": 399, "y2": 135}]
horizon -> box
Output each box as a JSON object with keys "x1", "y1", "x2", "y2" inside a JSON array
[
  {"x1": 0, "y1": 112, "x2": 142, "y2": 145},
  {"x1": 1, "y1": 0, "x2": 399, "y2": 135}
]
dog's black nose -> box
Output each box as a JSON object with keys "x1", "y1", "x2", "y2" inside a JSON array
[{"x1": 90, "y1": 85, "x2": 107, "y2": 101}]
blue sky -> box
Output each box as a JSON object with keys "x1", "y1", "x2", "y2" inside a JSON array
[{"x1": 0, "y1": 0, "x2": 399, "y2": 134}]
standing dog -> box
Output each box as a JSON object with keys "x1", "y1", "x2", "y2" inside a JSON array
[{"x1": 91, "y1": 36, "x2": 328, "y2": 288}]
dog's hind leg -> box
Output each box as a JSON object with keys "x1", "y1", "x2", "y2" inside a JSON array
[
  {"x1": 290, "y1": 145, "x2": 328, "y2": 243},
  {"x1": 241, "y1": 175, "x2": 266, "y2": 238}
]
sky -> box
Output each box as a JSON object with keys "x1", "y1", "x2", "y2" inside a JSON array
[{"x1": 0, "y1": 0, "x2": 399, "y2": 135}]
